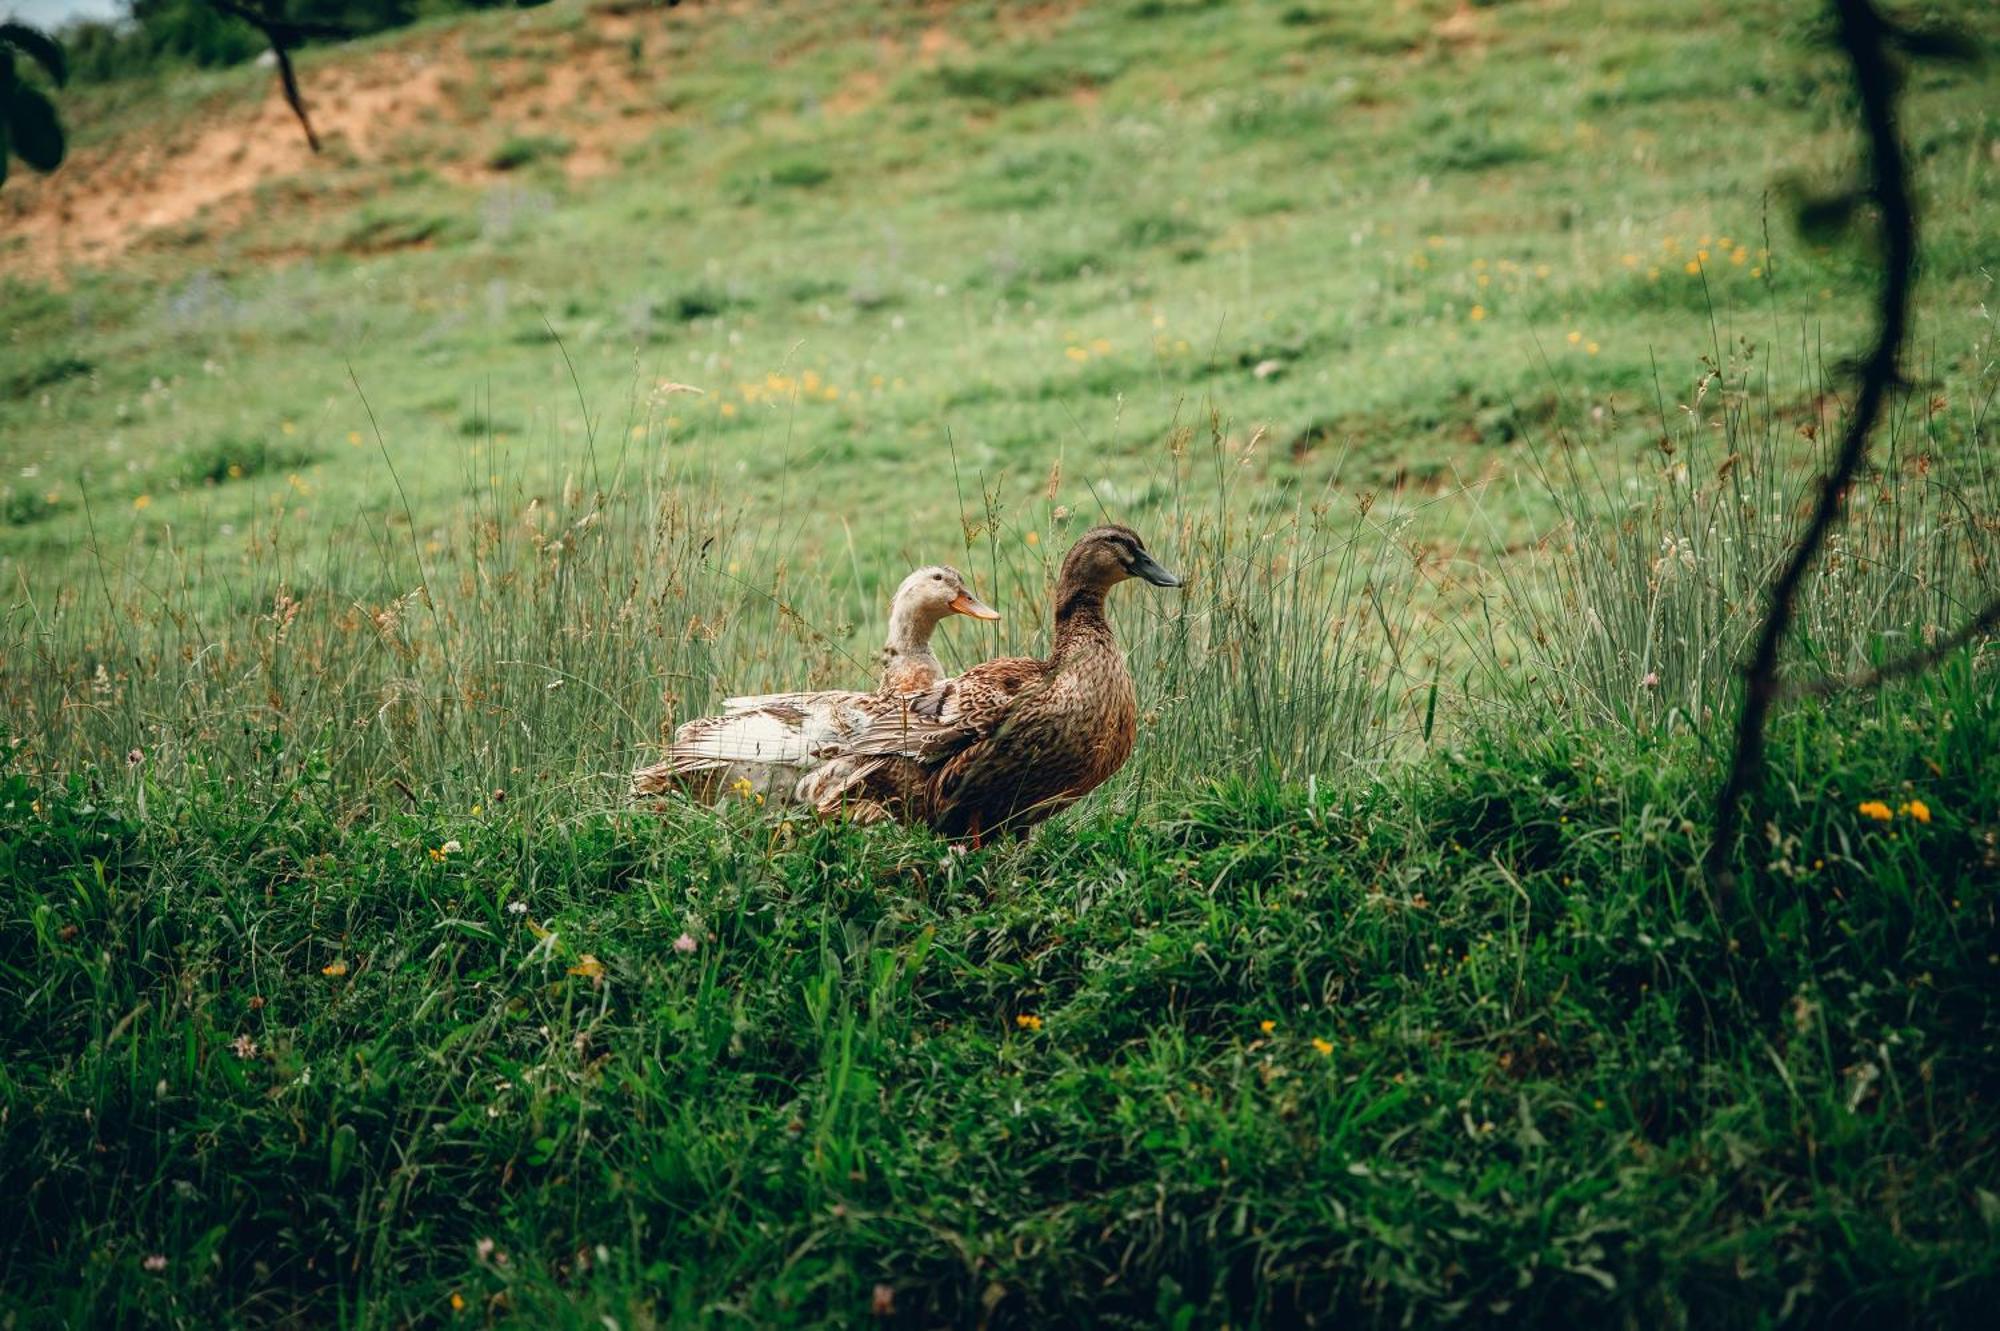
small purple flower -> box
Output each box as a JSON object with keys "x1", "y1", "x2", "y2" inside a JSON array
[
  {"x1": 1642, "y1": 672, "x2": 1659, "y2": 688},
  {"x1": 673, "y1": 933, "x2": 698, "y2": 955}
]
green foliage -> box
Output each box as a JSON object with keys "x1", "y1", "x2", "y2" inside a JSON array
[
  {"x1": 2, "y1": 351, "x2": 91, "y2": 399},
  {"x1": 486, "y1": 132, "x2": 571, "y2": 171},
  {"x1": 175, "y1": 433, "x2": 318, "y2": 486},
  {"x1": 1, "y1": 485, "x2": 61, "y2": 526},
  {"x1": 338, "y1": 206, "x2": 470, "y2": 252},
  {"x1": 932, "y1": 47, "x2": 1128, "y2": 106}
]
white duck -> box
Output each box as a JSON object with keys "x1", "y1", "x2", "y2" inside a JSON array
[{"x1": 630, "y1": 565, "x2": 998, "y2": 802}]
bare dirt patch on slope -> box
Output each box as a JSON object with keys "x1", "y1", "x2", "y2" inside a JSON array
[{"x1": 0, "y1": 9, "x2": 684, "y2": 278}]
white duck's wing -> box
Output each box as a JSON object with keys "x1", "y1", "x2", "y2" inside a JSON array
[{"x1": 667, "y1": 690, "x2": 886, "y2": 772}]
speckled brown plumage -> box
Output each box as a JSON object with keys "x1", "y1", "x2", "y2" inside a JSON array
[{"x1": 802, "y1": 525, "x2": 1180, "y2": 838}]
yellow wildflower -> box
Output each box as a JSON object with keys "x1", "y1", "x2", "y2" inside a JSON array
[
  {"x1": 1684, "y1": 260, "x2": 1701, "y2": 275},
  {"x1": 1857, "y1": 800, "x2": 1893, "y2": 822},
  {"x1": 1312, "y1": 1038, "x2": 1334, "y2": 1056},
  {"x1": 1065, "y1": 346, "x2": 1089, "y2": 362},
  {"x1": 1566, "y1": 330, "x2": 1582, "y2": 345},
  {"x1": 1015, "y1": 1014, "x2": 1043, "y2": 1031},
  {"x1": 1468, "y1": 305, "x2": 1487, "y2": 322},
  {"x1": 321, "y1": 959, "x2": 348, "y2": 977},
  {"x1": 132, "y1": 494, "x2": 152, "y2": 510},
  {"x1": 1901, "y1": 799, "x2": 1931, "y2": 824},
  {"x1": 1025, "y1": 531, "x2": 1040, "y2": 547},
  {"x1": 450, "y1": 1292, "x2": 465, "y2": 1312},
  {"x1": 1259, "y1": 1020, "x2": 1276, "y2": 1034},
  {"x1": 568, "y1": 954, "x2": 606, "y2": 981}
]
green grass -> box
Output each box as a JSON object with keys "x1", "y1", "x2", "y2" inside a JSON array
[
  {"x1": 1, "y1": 0, "x2": 1999, "y2": 1325},
  {"x1": 3, "y1": 669, "x2": 1996, "y2": 1326}
]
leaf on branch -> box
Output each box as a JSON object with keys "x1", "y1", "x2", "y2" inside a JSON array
[
  {"x1": 6, "y1": 83, "x2": 63, "y2": 173},
  {"x1": 0, "y1": 22, "x2": 67, "y2": 87}
]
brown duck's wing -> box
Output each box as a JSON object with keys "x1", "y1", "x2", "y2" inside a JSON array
[{"x1": 833, "y1": 656, "x2": 1049, "y2": 762}]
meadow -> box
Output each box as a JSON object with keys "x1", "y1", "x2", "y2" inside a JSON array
[{"x1": 2, "y1": 0, "x2": 1999, "y2": 1325}]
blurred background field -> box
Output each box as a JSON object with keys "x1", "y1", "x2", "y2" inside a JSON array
[
  {"x1": 2, "y1": 2, "x2": 1998, "y2": 1326},
  {"x1": 5, "y1": 0, "x2": 1997, "y2": 591}
]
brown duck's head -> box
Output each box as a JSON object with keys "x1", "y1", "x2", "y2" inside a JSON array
[
  {"x1": 1060, "y1": 525, "x2": 1183, "y2": 592},
  {"x1": 891, "y1": 565, "x2": 1001, "y2": 627}
]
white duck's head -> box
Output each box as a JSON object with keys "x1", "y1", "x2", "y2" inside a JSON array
[{"x1": 880, "y1": 565, "x2": 999, "y2": 691}]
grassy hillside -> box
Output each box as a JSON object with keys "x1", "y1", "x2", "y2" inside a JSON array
[
  {"x1": 1, "y1": 0, "x2": 1998, "y2": 1326},
  {"x1": 4, "y1": 0, "x2": 1997, "y2": 607}
]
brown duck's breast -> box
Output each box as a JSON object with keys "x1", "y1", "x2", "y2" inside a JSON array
[{"x1": 938, "y1": 650, "x2": 1137, "y2": 828}]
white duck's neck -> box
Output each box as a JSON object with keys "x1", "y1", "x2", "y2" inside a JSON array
[{"x1": 880, "y1": 598, "x2": 945, "y2": 683}]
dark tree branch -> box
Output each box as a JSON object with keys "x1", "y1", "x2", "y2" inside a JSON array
[
  {"x1": 1785, "y1": 594, "x2": 2000, "y2": 698},
  {"x1": 1704, "y1": 0, "x2": 1917, "y2": 897},
  {"x1": 207, "y1": 1, "x2": 352, "y2": 153},
  {"x1": 269, "y1": 38, "x2": 318, "y2": 152}
]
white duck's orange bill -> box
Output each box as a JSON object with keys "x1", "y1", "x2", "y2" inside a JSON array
[{"x1": 950, "y1": 592, "x2": 1001, "y2": 620}]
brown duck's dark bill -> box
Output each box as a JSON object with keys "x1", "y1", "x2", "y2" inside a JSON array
[
  {"x1": 1131, "y1": 551, "x2": 1183, "y2": 587},
  {"x1": 950, "y1": 591, "x2": 1002, "y2": 620}
]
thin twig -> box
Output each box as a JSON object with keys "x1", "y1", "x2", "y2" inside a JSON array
[
  {"x1": 1785, "y1": 594, "x2": 2000, "y2": 697},
  {"x1": 1705, "y1": 0, "x2": 1916, "y2": 897},
  {"x1": 208, "y1": 0, "x2": 350, "y2": 153}
]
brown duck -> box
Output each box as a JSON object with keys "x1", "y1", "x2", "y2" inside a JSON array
[
  {"x1": 629, "y1": 564, "x2": 998, "y2": 801},
  {"x1": 798, "y1": 524, "x2": 1182, "y2": 841}
]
